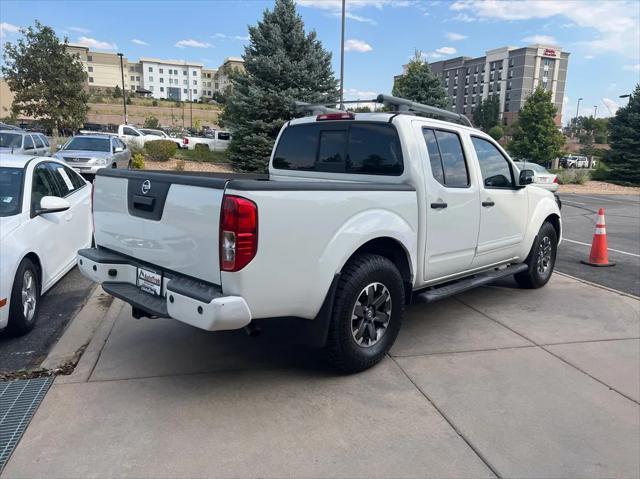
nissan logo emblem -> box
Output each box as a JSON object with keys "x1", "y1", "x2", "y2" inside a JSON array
[{"x1": 141, "y1": 180, "x2": 151, "y2": 195}]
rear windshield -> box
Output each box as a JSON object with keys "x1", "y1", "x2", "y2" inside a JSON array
[
  {"x1": 64, "y1": 137, "x2": 111, "y2": 152},
  {"x1": 0, "y1": 167, "x2": 24, "y2": 217},
  {"x1": 0, "y1": 132, "x2": 22, "y2": 148},
  {"x1": 273, "y1": 122, "x2": 403, "y2": 176}
]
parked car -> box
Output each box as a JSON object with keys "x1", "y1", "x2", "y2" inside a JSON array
[
  {"x1": 513, "y1": 162, "x2": 558, "y2": 192},
  {"x1": 78, "y1": 94, "x2": 561, "y2": 373},
  {"x1": 140, "y1": 128, "x2": 183, "y2": 149},
  {"x1": 54, "y1": 134, "x2": 131, "y2": 178},
  {"x1": 183, "y1": 130, "x2": 231, "y2": 151},
  {"x1": 560, "y1": 155, "x2": 589, "y2": 168},
  {"x1": 117, "y1": 124, "x2": 150, "y2": 148},
  {"x1": 0, "y1": 154, "x2": 92, "y2": 335},
  {"x1": 0, "y1": 130, "x2": 51, "y2": 157}
]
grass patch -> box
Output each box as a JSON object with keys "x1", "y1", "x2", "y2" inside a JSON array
[{"x1": 175, "y1": 148, "x2": 229, "y2": 163}]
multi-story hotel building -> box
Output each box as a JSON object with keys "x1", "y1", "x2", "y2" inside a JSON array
[{"x1": 397, "y1": 44, "x2": 569, "y2": 126}]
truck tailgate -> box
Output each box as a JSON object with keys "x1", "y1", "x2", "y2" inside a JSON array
[{"x1": 93, "y1": 170, "x2": 228, "y2": 285}]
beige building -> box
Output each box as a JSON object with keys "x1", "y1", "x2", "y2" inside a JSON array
[
  {"x1": 201, "y1": 57, "x2": 245, "y2": 99},
  {"x1": 67, "y1": 43, "x2": 130, "y2": 93}
]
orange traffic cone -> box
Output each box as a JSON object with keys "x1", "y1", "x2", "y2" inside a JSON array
[{"x1": 581, "y1": 208, "x2": 615, "y2": 267}]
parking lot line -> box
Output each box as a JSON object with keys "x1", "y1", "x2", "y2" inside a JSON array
[
  {"x1": 563, "y1": 238, "x2": 640, "y2": 258},
  {"x1": 563, "y1": 194, "x2": 640, "y2": 205}
]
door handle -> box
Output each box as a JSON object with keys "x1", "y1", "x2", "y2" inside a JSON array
[
  {"x1": 430, "y1": 202, "x2": 448, "y2": 209},
  {"x1": 482, "y1": 200, "x2": 495, "y2": 207}
]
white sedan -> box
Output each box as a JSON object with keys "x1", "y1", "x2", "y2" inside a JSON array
[
  {"x1": 0, "y1": 154, "x2": 92, "y2": 335},
  {"x1": 513, "y1": 161, "x2": 559, "y2": 193}
]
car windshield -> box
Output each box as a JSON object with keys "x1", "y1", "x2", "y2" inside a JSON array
[
  {"x1": 0, "y1": 132, "x2": 23, "y2": 148},
  {"x1": 0, "y1": 167, "x2": 24, "y2": 217},
  {"x1": 515, "y1": 162, "x2": 547, "y2": 173},
  {"x1": 64, "y1": 137, "x2": 110, "y2": 152}
]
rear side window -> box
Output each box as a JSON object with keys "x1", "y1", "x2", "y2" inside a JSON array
[
  {"x1": 33, "y1": 135, "x2": 45, "y2": 148},
  {"x1": 423, "y1": 128, "x2": 469, "y2": 187},
  {"x1": 273, "y1": 122, "x2": 403, "y2": 176},
  {"x1": 39, "y1": 134, "x2": 50, "y2": 147},
  {"x1": 23, "y1": 135, "x2": 35, "y2": 151}
]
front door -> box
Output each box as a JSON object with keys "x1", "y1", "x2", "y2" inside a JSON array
[
  {"x1": 419, "y1": 125, "x2": 480, "y2": 282},
  {"x1": 470, "y1": 136, "x2": 528, "y2": 268}
]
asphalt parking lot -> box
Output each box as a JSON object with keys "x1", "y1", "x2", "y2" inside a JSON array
[
  {"x1": 4, "y1": 273, "x2": 639, "y2": 478},
  {"x1": 557, "y1": 193, "x2": 640, "y2": 296},
  {"x1": 0, "y1": 267, "x2": 95, "y2": 373}
]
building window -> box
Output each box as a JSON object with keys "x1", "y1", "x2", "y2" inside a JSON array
[
  {"x1": 149, "y1": 86, "x2": 154, "y2": 91},
  {"x1": 497, "y1": 83, "x2": 501, "y2": 91},
  {"x1": 183, "y1": 80, "x2": 188, "y2": 85},
  {"x1": 507, "y1": 81, "x2": 512, "y2": 90},
  {"x1": 193, "y1": 80, "x2": 197, "y2": 85},
  {"x1": 509, "y1": 70, "x2": 513, "y2": 78},
  {"x1": 475, "y1": 65, "x2": 479, "y2": 73},
  {"x1": 148, "y1": 76, "x2": 153, "y2": 82},
  {"x1": 160, "y1": 87, "x2": 164, "y2": 92},
  {"x1": 505, "y1": 103, "x2": 510, "y2": 112},
  {"x1": 445, "y1": 71, "x2": 450, "y2": 78},
  {"x1": 88, "y1": 77, "x2": 94, "y2": 83},
  {"x1": 489, "y1": 84, "x2": 493, "y2": 92},
  {"x1": 453, "y1": 88, "x2": 457, "y2": 96},
  {"x1": 490, "y1": 73, "x2": 494, "y2": 81},
  {"x1": 499, "y1": 62, "x2": 503, "y2": 70},
  {"x1": 160, "y1": 78, "x2": 164, "y2": 83},
  {"x1": 214, "y1": 82, "x2": 219, "y2": 89},
  {"x1": 183, "y1": 88, "x2": 187, "y2": 93},
  {"x1": 465, "y1": 78, "x2": 469, "y2": 85},
  {"x1": 159, "y1": 68, "x2": 163, "y2": 74},
  {"x1": 473, "y1": 87, "x2": 477, "y2": 94},
  {"x1": 192, "y1": 71, "x2": 197, "y2": 76},
  {"x1": 509, "y1": 58, "x2": 514, "y2": 67},
  {"x1": 129, "y1": 66, "x2": 135, "y2": 72},
  {"x1": 464, "y1": 96, "x2": 468, "y2": 105},
  {"x1": 169, "y1": 78, "x2": 172, "y2": 84},
  {"x1": 130, "y1": 86, "x2": 135, "y2": 91},
  {"x1": 136, "y1": 76, "x2": 140, "y2": 81},
  {"x1": 87, "y1": 66, "x2": 93, "y2": 72},
  {"x1": 466, "y1": 68, "x2": 470, "y2": 74},
  {"x1": 497, "y1": 73, "x2": 502, "y2": 81},
  {"x1": 87, "y1": 55, "x2": 93, "y2": 62},
  {"x1": 130, "y1": 75, "x2": 135, "y2": 81},
  {"x1": 464, "y1": 87, "x2": 468, "y2": 94},
  {"x1": 183, "y1": 70, "x2": 187, "y2": 75},
  {"x1": 193, "y1": 89, "x2": 197, "y2": 94},
  {"x1": 148, "y1": 67, "x2": 153, "y2": 72}
]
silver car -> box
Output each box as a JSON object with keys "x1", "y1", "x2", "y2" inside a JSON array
[
  {"x1": 0, "y1": 130, "x2": 51, "y2": 157},
  {"x1": 54, "y1": 134, "x2": 131, "y2": 177},
  {"x1": 514, "y1": 161, "x2": 558, "y2": 192}
]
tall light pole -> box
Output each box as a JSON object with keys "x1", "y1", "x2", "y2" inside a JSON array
[
  {"x1": 619, "y1": 94, "x2": 631, "y2": 99},
  {"x1": 339, "y1": 0, "x2": 345, "y2": 109},
  {"x1": 573, "y1": 97, "x2": 583, "y2": 137},
  {"x1": 117, "y1": 53, "x2": 127, "y2": 124},
  {"x1": 593, "y1": 105, "x2": 598, "y2": 118}
]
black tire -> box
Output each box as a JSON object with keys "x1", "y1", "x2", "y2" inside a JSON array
[
  {"x1": 6, "y1": 258, "x2": 41, "y2": 336},
  {"x1": 324, "y1": 254, "x2": 405, "y2": 373},
  {"x1": 515, "y1": 221, "x2": 558, "y2": 289},
  {"x1": 111, "y1": 163, "x2": 117, "y2": 169}
]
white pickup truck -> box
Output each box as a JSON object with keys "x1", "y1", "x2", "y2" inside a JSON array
[
  {"x1": 78, "y1": 95, "x2": 561, "y2": 372},
  {"x1": 182, "y1": 130, "x2": 231, "y2": 151}
]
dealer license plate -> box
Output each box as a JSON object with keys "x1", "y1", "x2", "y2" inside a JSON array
[{"x1": 137, "y1": 267, "x2": 162, "y2": 296}]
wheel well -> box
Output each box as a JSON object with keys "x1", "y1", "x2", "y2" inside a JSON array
[
  {"x1": 545, "y1": 214, "x2": 561, "y2": 243},
  {"x1": 23, "y1": 252, "x2": 42, "y2": 281},
  {"x1": 347, "y1": 237, "x2": 413, "y2": 302}
]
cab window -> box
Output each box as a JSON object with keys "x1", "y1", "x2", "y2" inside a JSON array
[
  {"x1": 123, "y1": 127, "x2": 139, "y2": 136},
  {"x1": 423, "y1": 128, "x2": 469, "y2": 187},
  {"x1": 471, "y1": 137, "x2": 514, "y2": 188}
]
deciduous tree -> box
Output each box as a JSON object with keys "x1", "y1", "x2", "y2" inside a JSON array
[
  {"x1": 1, "y1": 21, "x2": 88, "y2": 133},
  {"x1": 392, "y1": 51, "x2": 447, "y2": 108}
]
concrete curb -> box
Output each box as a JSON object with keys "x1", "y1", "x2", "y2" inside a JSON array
[
  {"x1": 556, "y1": 271, "x2": 640, "y2": 301},
  {"x1": 40, "y1": 286, "x2": 113, "y2": 371},
  {"x1": 54, "y1": 298, "x2": 124, "y2": 384}
]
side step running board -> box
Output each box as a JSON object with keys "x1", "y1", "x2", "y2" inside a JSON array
[{"x1": 414, "y1": 263, "x2": 528, "y2": 303}]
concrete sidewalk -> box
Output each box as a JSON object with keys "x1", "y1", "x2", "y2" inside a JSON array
[{"x1": 4, "y1": 274, "x2": 640, "y2": 478}]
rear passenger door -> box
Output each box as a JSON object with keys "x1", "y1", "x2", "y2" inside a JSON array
[
  {"x1": 419, "y1": 125, "x2": 480, "y2": 282},
  {"x1": 470, "y1": 136, "x2": 528, "y2": 268}
]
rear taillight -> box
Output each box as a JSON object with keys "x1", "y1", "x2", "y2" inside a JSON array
[
  {"x1": 553, "y1": 176, "x2": 558, "y2": 183},
  {"x1": 220, "y1": 195, "x2": 258, "y2": 272},
  {"x1": 183, "y1": 137, "x2": 189, "y2": 144}
]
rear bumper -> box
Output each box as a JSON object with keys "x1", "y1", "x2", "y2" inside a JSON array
[{"x1": 77, "y1": 248, "x2": 251, "y2": 331}]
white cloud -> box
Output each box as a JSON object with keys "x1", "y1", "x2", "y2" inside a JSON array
[
  {"x1": 602, "y1": 98, "x2": 620, "y2": 116},
  {"x1": 298, "y1": 0, "x2": 410, "y2": 24},
  {"x1": 344, "y1": 88, "x2": 378, "y2": 99},
  {"x1": 76, "y1": 36, "x2": 117, "y2": 50},
  {"x1": 584, "y1": 55, "x2": 595, "y2": 59},
  {"x1": 0, "y1": 22, "x2": 20, "y2": 38},
  {"x1": 213, "y1": 33, "x2": 250, "y2": 41},
  {"x1": 69, "y1": 26, "x2": 91, "y2": 33},
  {"x1": 175, "y1": 39, "x2": 211, "y2": 49},
  {"x1": 132, "y1": 38, "x2": 149, "y2": 46},
  {"x1": 622, "y1": 64, "x2": 640, "y2": 72},
  {"x1": 446, "y1": 32, "x2": 467, "y2": 41},
  {"x1": 450, "y1": 1, "x2": 640, "y2": 58},
  {"x1": 522, "y1": 34, "x2": 558, "y2": 45},
  {"x1": 435, "y1": 46, "x2": 457, "y2": 55},
  {"x1": 344, "y1": 39, "x2": 373, "y2": 52}
]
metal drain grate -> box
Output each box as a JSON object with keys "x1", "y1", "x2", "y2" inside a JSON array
[{"x1": 0, "y1": 377, "x2": 54, "y2": 471}]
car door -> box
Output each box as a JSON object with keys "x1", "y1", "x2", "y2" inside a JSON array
[
  {"x1": 32, "y1": 134, "x2": 47, "y2": 156},
  {"x1": 418, "y1": 124, "x2": 481, "y2": 282},
  {"x1": 116, "y1": 138, "x2": 130, "y2": 167},
  {"x1": 22, "y1": 134, "x2": 36, "y2": 155},
  {"x1": 46, "y1": 162, "x2": 92, "y2": 264},
  {"x1": 38, "y1": 134, "x2": 51, "y2": 156},
  {"x1": 28, "y1": 162, "x2": 70, "y2": 288},
  {"x1": 470, "y1": 136, "x2": 528, "y2": 268}
]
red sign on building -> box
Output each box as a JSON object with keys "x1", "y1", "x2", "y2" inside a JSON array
[{"x1": 543, "y1": 48, "x2": 557, "y2": 57}]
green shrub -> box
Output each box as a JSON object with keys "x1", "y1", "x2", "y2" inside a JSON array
[
  {"x1": 590, "y1": 162, "x2": 610, "y2": 181},
  {"x1": 556, "y1": 169, "x2": 590, "y2": 185},
  {"x1": 151, "y1": 99, "x2": 158, "y2": 107},
  {"x1": 144, "y1": 139, "x2": 177, "y2": 161},
  {"x1": 488, "y1": 125, "x2": 504, "y2": 141},
  {"x1": 144, "y1": 115, "x2": 160, "y2": 128},
  {"x1": 193, "y1": 143, "x2": 209, "y2": 162},
  {"x1": 130, "y1": 153, "x2": 145, "y2": 169},
  {"x1": 574, "y1": 169, "x2": 590, "y2": 185},
  {"x1": 174, "y1": 159, "x2": 185, "y2": 171}
]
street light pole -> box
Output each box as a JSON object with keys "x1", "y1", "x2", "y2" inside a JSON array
[
  {"x1": 117, "y1": 53, "x2": 127, "y2": 124},
  {"x1": 572, "y1": 97, "x2": 583, "y2": 137},
  {"x1": 339, "y1": 0, "x2": 345, "y2": 109},
  {"x1": 593, "y1": 105, "x2": 598, "y2": 118}
]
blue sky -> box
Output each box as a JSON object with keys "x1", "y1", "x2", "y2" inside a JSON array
[{"x1": 1, "y1": 0, "x2": 639, "y2": 123}]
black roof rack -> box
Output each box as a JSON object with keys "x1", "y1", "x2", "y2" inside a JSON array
[{"x1": 294, "y1": 94, "x2": 473, "y2": 127}]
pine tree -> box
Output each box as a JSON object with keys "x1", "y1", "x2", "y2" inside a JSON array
[
  {"x1": 607, "y1": 84, "x2": 640, "y2": 185},
  {"x1": 221, "y1": 0, "x2": 338, "y2": 172},
  {"x1": 1, "y1": 21, "x2": 88, "y2": 134},
  {"x1": 507, "y1": 87, "x2": 565, "y2": 165},
  {"x1": 473, "y1": 95, "x2": 500, "y2": 131},
  {"x1": 392, "y1": 51, "x2": 447, "y2": 108}
]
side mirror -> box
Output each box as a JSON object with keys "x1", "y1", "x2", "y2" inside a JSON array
[
  {"x1": 36, "y1": 196, "x2": 70, "y2": 216},
  {"x1": 56, "y1": 144, "x2": 62, "y2": 150},
  {"x1": 519, "y1": 169, "x2": 535, "y2": 186}
]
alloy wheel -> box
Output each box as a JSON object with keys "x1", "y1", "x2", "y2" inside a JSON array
[{"x1": 351, "y1": 282, "x2": 392, "y2": 348}]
